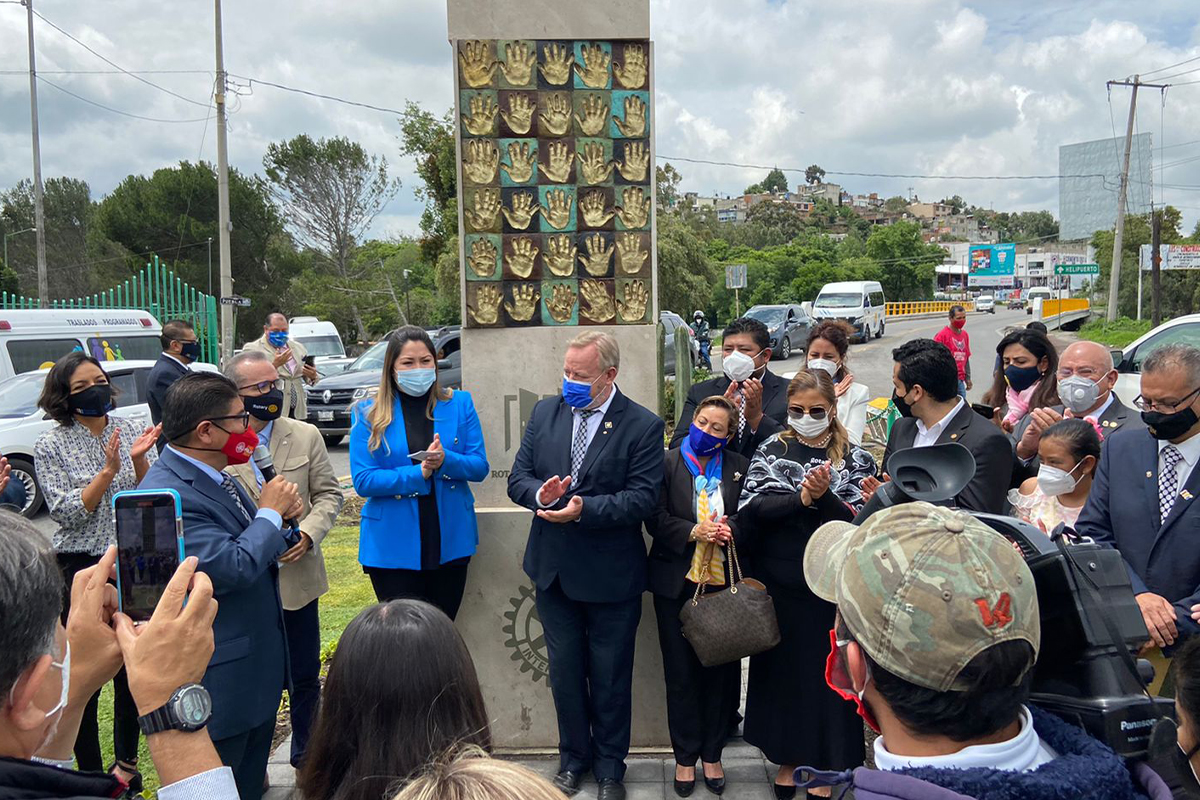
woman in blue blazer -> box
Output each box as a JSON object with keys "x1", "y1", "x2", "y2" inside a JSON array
[{"x1": 350, "y1": 326, "x2": 488, "y2": 619}]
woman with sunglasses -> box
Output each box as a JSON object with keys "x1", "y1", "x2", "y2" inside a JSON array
[
  {"x1": 33, "y1": 350, "x2": 161, "y2": 790},
  {"x1": 737, "y1": 369, "x2": 878, "y2": 798}
]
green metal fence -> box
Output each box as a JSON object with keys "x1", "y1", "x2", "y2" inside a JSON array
[{"x1": 0, "y1": 256, "x2": 221, "y2": 363}]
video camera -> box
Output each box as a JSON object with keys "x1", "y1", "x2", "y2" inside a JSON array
[{"x1": 855, "y1": 443, "x2": 1174, "y2": 760}]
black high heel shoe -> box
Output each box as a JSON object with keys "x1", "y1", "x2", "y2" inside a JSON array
[
  {"x1": 674, "y1": 765, "x2": 696, "y2": 797},
  {"x1": 701, "y1": 762, "x2": 725, "y2": 795},
  {"x1": 772, "y1": 783, "x2": 796, "y2": 800}
]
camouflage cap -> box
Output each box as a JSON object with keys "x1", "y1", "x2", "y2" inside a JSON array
[{"x1": 803, "y1": 502, "x2": 1039, "y2": 692}]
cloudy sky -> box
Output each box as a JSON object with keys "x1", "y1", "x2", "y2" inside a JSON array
[{"x1": 2, "y1": 0, "x2": 1199, "y2": 241}]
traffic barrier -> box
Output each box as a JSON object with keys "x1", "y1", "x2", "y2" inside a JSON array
[
  {"x1": 1041, "y1": 298, "x2": 1090, "y2": 318},
  {"x1": 885, "y1": 301, "x2": 975, "y2": 317}
]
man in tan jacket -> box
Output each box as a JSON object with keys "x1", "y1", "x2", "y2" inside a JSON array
[
  {"x1": 223, "y1": 350, "x2": 343, "y2": 769},
  {"x1": 242, "y1": 313, "x2": 319, "y2": 420}
]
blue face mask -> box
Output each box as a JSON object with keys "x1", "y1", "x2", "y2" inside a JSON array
[
  {"x1": 1004, "y1": 364, "x2": 1042, "y2": 392},
  {"x1": 267, "y1": 331, "x2": 288, "y2": 348},
  {"x1": 562, "y1": 375, "x2": 598, "y2": 409},
  {"x1": 688, "y1": 423, "x2": 727, "y2": 456},
  {"x1": 395, "y1": 367, "x2": 436, "y2": 397}
]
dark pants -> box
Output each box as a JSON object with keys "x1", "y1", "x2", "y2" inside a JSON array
[
  {"x1": 58, "y1": 552, "x2": 140, "y2": 773},
  {"x1": 283, "y1": 599, "x2": 321, "y2": 768},
  {"x1": 213, "y1": 715, "x2": 276, "y2": 800},
  {"x1": 536, "y1": 579, "x2": 641, "y2": 782},
  {"x1": 365, "y1": 561, "x2": 470, "y2": 620},
  {"x1": 653, "y1": 589, "x2": 740, "y2": 766}
]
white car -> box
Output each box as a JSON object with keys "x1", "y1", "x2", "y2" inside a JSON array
[
  {"x1": 1112, "y1": 314, "x2": 1200, "y2": 404},
  {"x1": 0, "y1": 359, "x2": 217, "y2": 517},
  {"x1": 975, "y1": 295, "x2": 996, "y2": 313}
]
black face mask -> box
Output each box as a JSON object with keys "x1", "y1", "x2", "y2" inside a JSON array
[
  {"x1": 68, "y1": 384, "x2": 113, "y2": 418},
  {"x1": 892, "y1": 387, "x2": 914, "y2": 418},
  {"x1": 1143, "y1": 407, "x2": 1199, "y2": 441},
  {"x1": 244, "y1": 388, "x2": 284, "y2": 422},
  {"x1": 178, "y1": 340, "x2": 202, "y2": 361}
]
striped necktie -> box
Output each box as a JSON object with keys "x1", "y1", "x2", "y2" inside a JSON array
[
  {"x1": 220, "y1": 474, "x2": 253, "y2": 523},
  {"x1": 571, "y1": 410, "x2": 598, "y2": 480}
]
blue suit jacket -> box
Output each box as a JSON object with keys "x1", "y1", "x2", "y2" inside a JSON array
[
  {"x1": 1076, "y1": 427, "x2": 1200, "y2": 640},
  {"x1": 508, "y1": 389, "x2": 665, "y2": 603},
  {"x1": 146, "y1": 354, "x2": 188, "y2": 427},
  {"x1": 350, "y1": 391, "x2": 489, "y2": 569},
  {"x1": 138, "y1": 448, "x2": 290, "y2": 740}
]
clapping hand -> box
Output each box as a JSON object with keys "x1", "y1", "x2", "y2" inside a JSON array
[
  {"x1": 103, "y1": 429, "x2": 122, "y2": 476},
  {"x1": 130, "y1": 424, "x2": 162, "y2": 462},
  {"x1": 801, "y1": 462, "x2": 832, "y2": 507},
  {"x1": 537, "y1": 474, "x2": 572, "y2": 507},
  {"x1": 0, "y1": 456, "x2": 11, "y2": 496},
  {"x1": 860, "y1": 473, "x2": 888, "y2": 503},
  {"x1": 694, "y1": 515, "x2": 732, "y2": 545},
  {"x1": 538, "y1": 495, "x2": 583, "y2": 524},
  {"x1": 421, "y1": 434, "x2": 445, "y2": 479}
]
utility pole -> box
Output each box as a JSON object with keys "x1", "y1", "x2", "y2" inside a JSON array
[
  {"x1": 1106, "y1": 76, "x2": 1168, "y2": 322},
  {"x1": 23, "y1": 0, "x2": 48, "y2": 307},
  {"x1": 1151, "y1": 209, "x2": 1162, "y2": 327},
  {"x1": 214, "y1": 0, "x2": 234, "y2": 362}
]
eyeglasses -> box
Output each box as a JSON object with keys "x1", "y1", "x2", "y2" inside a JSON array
[
  {"x1": 207, "y1": 412, "x2": 251, "y2": 431},
  {"x1": 1133, "y1": 386, "x2": 1200, "y2": 413},
  {"x1": 787, "y1": 405, "x2": 829, "y2": 420},
  {"x1": 1057, "y1": 366, "x2": 1105, "y2": 380},
  {"x1": 238, "y1": 379, "x2": 282, "y2": 394}
]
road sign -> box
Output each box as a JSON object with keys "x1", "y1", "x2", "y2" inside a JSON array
[
  {"x1": 726, "y1": 264, "x2": 747, "y2": 290},
  {"x1": 220, "y1": 295, "x2": 252, "y2": 307},
  {"x1": 1053, "y1": 263, "x2": 1098, "y2": 276}
]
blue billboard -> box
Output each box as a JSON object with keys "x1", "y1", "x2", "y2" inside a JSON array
[{"x1": 967, "y1": 243, "x2": 1016, "y2": 287}]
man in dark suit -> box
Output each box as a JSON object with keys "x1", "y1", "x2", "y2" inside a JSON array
[
  {"x1": 138, "y1": 372, "x2": 302, "y2": 800},
  {"x1": 508, "y1": 331, "x2": 665, "y2": 800},
  {"x1": 669, "y1": 317, "x2": 787, "y2": 458},
  {"x1": 882, "y1": 338, "x2": 1013, "y2": 513},
  {"x1": 1011, "y1": 340, "x2": 1145, "y2": 484},
  {"x1": 147, "y1": 320, "x2": 201, "y2": 449},
  {"x1": 1077, "y1": 343, "x2": 1200, "y2": 655}
]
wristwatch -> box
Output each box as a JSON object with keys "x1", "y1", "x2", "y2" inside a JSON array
[{"x1": 137, "y1": 683, "x2": 212, "y2": 735}]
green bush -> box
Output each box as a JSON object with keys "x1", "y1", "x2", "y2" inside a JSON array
[{"x1": 1078, "y1": 317, "x2": 1152, "y2": 348}]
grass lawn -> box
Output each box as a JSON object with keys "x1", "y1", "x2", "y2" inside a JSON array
[
  {"x1": 96, "y1": 515, "x2": 369, "y2": 796},
  {"x1": 1077, "y1": 317, "x2": 1152, "y2": 348}
]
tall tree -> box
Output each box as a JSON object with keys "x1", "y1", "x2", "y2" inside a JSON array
[
  {"x1": 398, "y1": 103, "x2": 457, "y2": 264},
  {"x1": 264, "y1": 135, "x2": 400, "y2": 342},
  {"x1": 804, "y1": 164, "x2": 826, "y2": 185},
  {"x1": 866, "y1": 221, "x2": 942, "y2": 300},
  {"x1": 656, "y1": 163, "x2": 683, "y2": 210},
  {"x1": 658, "y1": 214, "x2": 717, "y2": 316},
  {"x1": 883, "y1": 195, "x2": 909, "y2": 213},
  {"x1": 745, "y1": 167, "x2": 788, "y2": 195}
]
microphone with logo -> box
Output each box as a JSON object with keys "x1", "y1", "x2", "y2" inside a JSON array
[{"x1": 253, "y1": 444, "x2": 301, "y2": 541}]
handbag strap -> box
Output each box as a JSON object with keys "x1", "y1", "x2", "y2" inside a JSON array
[{"x1": 690, "y1": 537, "x2": 745, "y2": 606}]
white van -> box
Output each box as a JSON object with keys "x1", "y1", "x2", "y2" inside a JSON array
[
  {"x1": 0, "y1": 309, "x2": 163, "y2": 379},
  {"x1": 1025, "y1": 286, "x2": 1053, "y2": 315},
  {"x1": 812, "y1": 281, "x2": 887, "y2": 342},
  {"x1": 288, "y1": 317, "x2": 355, "y2": 375}
]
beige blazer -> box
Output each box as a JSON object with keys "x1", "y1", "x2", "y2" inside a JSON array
[
  {"x1": 225, "y1": 416, "x2": 344, "y2": 610},
  {"x1": 243, "y1": 335, "x2": 310, "y2": 419}
]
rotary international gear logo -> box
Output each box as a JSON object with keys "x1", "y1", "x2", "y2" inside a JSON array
[{"x1": 503, "y1": 583, "x2": 548, "y2": 682}]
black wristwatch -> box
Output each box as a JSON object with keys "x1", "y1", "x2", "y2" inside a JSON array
[{"x1": 137, "y1": 683, "x2": 212, "y2": 735}]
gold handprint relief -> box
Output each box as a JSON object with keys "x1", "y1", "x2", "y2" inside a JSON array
[
  {"x1": 462, "y1": 139, "x2": 499, "y2": 185},
  {"x1": 505, "y1": 237, "x2": 540, "y2": 279},
  {"x1": 545, "y1": 282, "x2": 578, "y2": 323},
  {"x1": 539, "y1": 43, "x2": 574, "y2": 86},
  {"x1": 617, "y1": 280, "x2": 649, "y2": 322},
  {"x1": 612, "y1": 94, "x2": 647, "y2": 138},
  {"x1": 500, "y1": 141, "x2": 537, "y2": 184},
  {"x1": 504, "y1": 283, "x2": 540, "y2": 322},
  {"x1": 502, "y1": 192, "x2": 539, "y2": 230},
  {"x1": 612, "y1": 44, "x2": 648, "y2": 90},
  {"x1": 579, "y1": 190, "x2": 615, "y2": 228},
  {"x1": 574, "y1": 43, "x2": 611, "y2": 89},
  {"x1": 575, "y1": 94, "x2": 608, "y2": 136},
  {"x1": 577, "y1": 142, "x2": 615, "y2": 185},
  {"x1": 499, "y1": 41, "x2": 536, "y2": 86},
  {"x1": 579, "y1": 279, "x2": 616, "y2": 323},
  {"x1": 461, "y1": 93, "x2": 498, "y2": 136},
  {"x1": 467, "y1": 283, "x2": 503, "y2": 326},
  {"x1": 615, "y1": 232, "x2": 648, "y2": 274},
  {"x1": 539, "y1": 92, "x2": 572, "y2": 137},
  {"x1": 543, "y1": 234, "x2": 577, "y2": 277},
  {"x1": 467, "y1": 237, "x2": 499, "y2": 278},
  {"x1": 459, "y1": 41, "x2": 497, "y2": 89},
  {"x1": 538, "y1": 141, "x2": 573, "y2": 183},
  {"x1": 615, "y1": 186, "x2": 651, "y2": 229},
  {"x1": 616, "y1": 141, "x2": 649, "y2": 183},
  {"x1": 500, "y1": 93, "x2": 535, "y2": 135},
  {"x1": 540, "y1": 189, "x2": 574, "y2": 231},
  {"x1": 465, "y1": 189, "x2": 501, "y2": 232},
  {"x1": 578, "y1": 233, "x2": 614, "y2": 276}
]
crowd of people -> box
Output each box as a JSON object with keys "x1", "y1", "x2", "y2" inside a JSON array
[{"x1": 6, "y1": 306, "x2": 1200, "y2": 800}]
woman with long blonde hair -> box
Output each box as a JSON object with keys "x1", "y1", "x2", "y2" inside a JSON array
[
  {"x1": 349, "y1": 326, "x2": 488, "y2": 619},
  {"x1": 737, "y1": 369, "x2": 879, "y2": 797},
  {"x1": 392, "y1": 747, "x2": 567, "y2": 800}
]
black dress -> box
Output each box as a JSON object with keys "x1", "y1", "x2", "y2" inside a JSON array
[{"x1": 739, "y1": 435, "x2": 878, "y2": 768}]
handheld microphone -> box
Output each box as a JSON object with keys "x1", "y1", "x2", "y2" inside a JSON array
[{"x1": 253, "y1": 444, "x2": 301, "y2": 537}]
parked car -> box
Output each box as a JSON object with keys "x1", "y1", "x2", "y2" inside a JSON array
[
  {"x1": 305, "y1": 327, "x2": 462, "y2": 446},
  {"x1": 660, "y1": 311, "x2": 701, "y2": 374},
  {"x1": 0, "y1": 308, "x2": 164, "y2": 380},
  {"x1": 976, "y1": 295, "x2": 996, "y2": 313},
  {"x1": 1112, "y1": 314, "x2": 1200, "y2": 402},
  {"x1": 744, "y1": 304, "x2": 812, "y2": 359}
]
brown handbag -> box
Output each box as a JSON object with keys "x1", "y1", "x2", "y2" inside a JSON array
[{"x1": 679, "y1": 537, "x2": 781, "y2": 667}]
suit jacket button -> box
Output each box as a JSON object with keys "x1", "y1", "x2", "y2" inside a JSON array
[{"x1": 454, "y1": 437, "x2": 459, "y2": 444}]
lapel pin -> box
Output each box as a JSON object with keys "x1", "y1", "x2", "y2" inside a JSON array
[
  {"x1": 734, "y1": 471, "x2": 742, "y2": 481},
  {"x1": 950, "y1": 433, "x2": 958, "y2": 440},
  {"x1": 604, "y1": 421, "x2": 613, "y2": 429},
  {"x1": 1147, "y1": 471, "x2": 1154, "y2": 478},
  {"x1": 1184, "y1": 490, "x2": 1194, "y2": 501}
]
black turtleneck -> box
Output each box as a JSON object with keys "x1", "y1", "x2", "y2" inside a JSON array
[{"x1": 400, "y1": 390, "x2": 443, "y2": 570}]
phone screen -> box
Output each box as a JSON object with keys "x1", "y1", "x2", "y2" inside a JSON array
[
  {"x1": 971, "y1": 403, "x2": 996, "y2": 419},
  {"x1": 115, "y1": 492, "x2": 182, "y2": 621}
]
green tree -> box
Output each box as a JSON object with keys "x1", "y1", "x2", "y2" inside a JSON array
[
  {"x1": 656, "y1": 163, "x2": 683, "y2": 210},
  {"x1": 264, "y1": 134, "x2": 400, "y2": 342},
  {"x1": 398, "y1": 103, "x2": 457, "y2": 264},
  {"x1": 940, "y1": 195, "x2": 966, "y2": 214},
  {"x1": 883, "y1": 195, "x2": 909, "y2": 213},
  {"x1": 866, "y1": 221, "x2": 941, "y2": 300},
  {"x1": 743, "y1": 201, "x2": 806, "y2": 247},
  {"x1": 805, "y1": 164, "x2": 826, "y2": 185},
  {"x1": 658, "y1": 214, "x2": 717, "y2": 315},
  {"x1": 1092, "y1": 208, "x2": 1195, "y2": 319},
  {"x1": 743, "y1": 167, "x2": 788, "y2": 195}
]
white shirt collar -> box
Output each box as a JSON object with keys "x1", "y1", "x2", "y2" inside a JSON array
[
  {"x1": 874, "y1": 706, "x2": 1057, "y2": 774},
  {"x1": 916, "y1": 397, "x2": 965, "y2": 438},
  {"x1": 163, "y1": 352, "x2": 190, "y2": 369},
  {"x1": 167, "y1": 445, "x2": 226, "y2": 486},
  {"x1": 1160, "y1": 428, "x2": 1200, "y2": 466}
]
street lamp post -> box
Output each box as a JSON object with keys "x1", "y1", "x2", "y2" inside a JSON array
[{"x1": 3, "y1": 227, "x2": 37, "y2": 279}]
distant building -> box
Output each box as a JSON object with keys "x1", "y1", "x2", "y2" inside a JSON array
[
  {"x1": 931, "y1": 214, "x2": 998, "y2": 244},
  {"x1": 908, "y1": 200, "x2": 954, "y2": 220},
  {"x1": 799, "y1": 182, "x2": 844, "y2": 206}
]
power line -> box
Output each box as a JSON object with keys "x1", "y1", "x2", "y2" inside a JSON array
[
  {"x1": 0, "y1": 69, "x2": 211, "y2": 75},
  {"x1": 227, "y1": 73, "x2": 407, "y2": 116},
  {"x1": 654, "y1": 155, "x2": 1107, "y2": 181},
  {"x1": 1141, "y1": 53, "x2": 1200, "y2": 77},
  {"x1": 38, "y1": 76, "x2": 213, "y2": 123}
]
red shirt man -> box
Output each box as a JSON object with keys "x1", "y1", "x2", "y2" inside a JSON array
[{"x1": 934, "y1": 305, "x2": 971, "y2": 396}]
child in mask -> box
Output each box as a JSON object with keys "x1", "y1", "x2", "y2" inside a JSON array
[{"x1": 1008, "y1": 418, "x2": 1100, "y2": 534}]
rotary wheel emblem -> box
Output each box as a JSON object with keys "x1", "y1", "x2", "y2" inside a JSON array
[{"x1": 502, "y1": 583, "x2": 548, "y2": 682}]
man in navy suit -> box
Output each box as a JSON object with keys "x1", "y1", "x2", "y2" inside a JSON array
[
  {"x1": 139, "y1": 372, "x2": 302, "y2": 799},
  {"x1": 1077, "y1": 343, "x2": 1200, "y2": 658},
  {"x1": 147, "y1": 320, "x2": 201, "y2": 450},
  {"x1": 509, "y1": 331, "x2": 665, "y2": 800}
]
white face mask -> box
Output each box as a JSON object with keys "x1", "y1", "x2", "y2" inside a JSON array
[
  {"x1": 11, "y1": 640, "x2": 70, "y2": 751},
  {"x1": 789, "y1": 413, "x2": 830, "y2": 439},
  {"x1": 722, "y1": 350, "x2": 759, "y2": 383},
  {"x1": 808, "y1": 359, "x2": 839, "y2": 378},
  {"x1": 1036, "y1": 461, "x2": 1083, "y2": 497}
]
